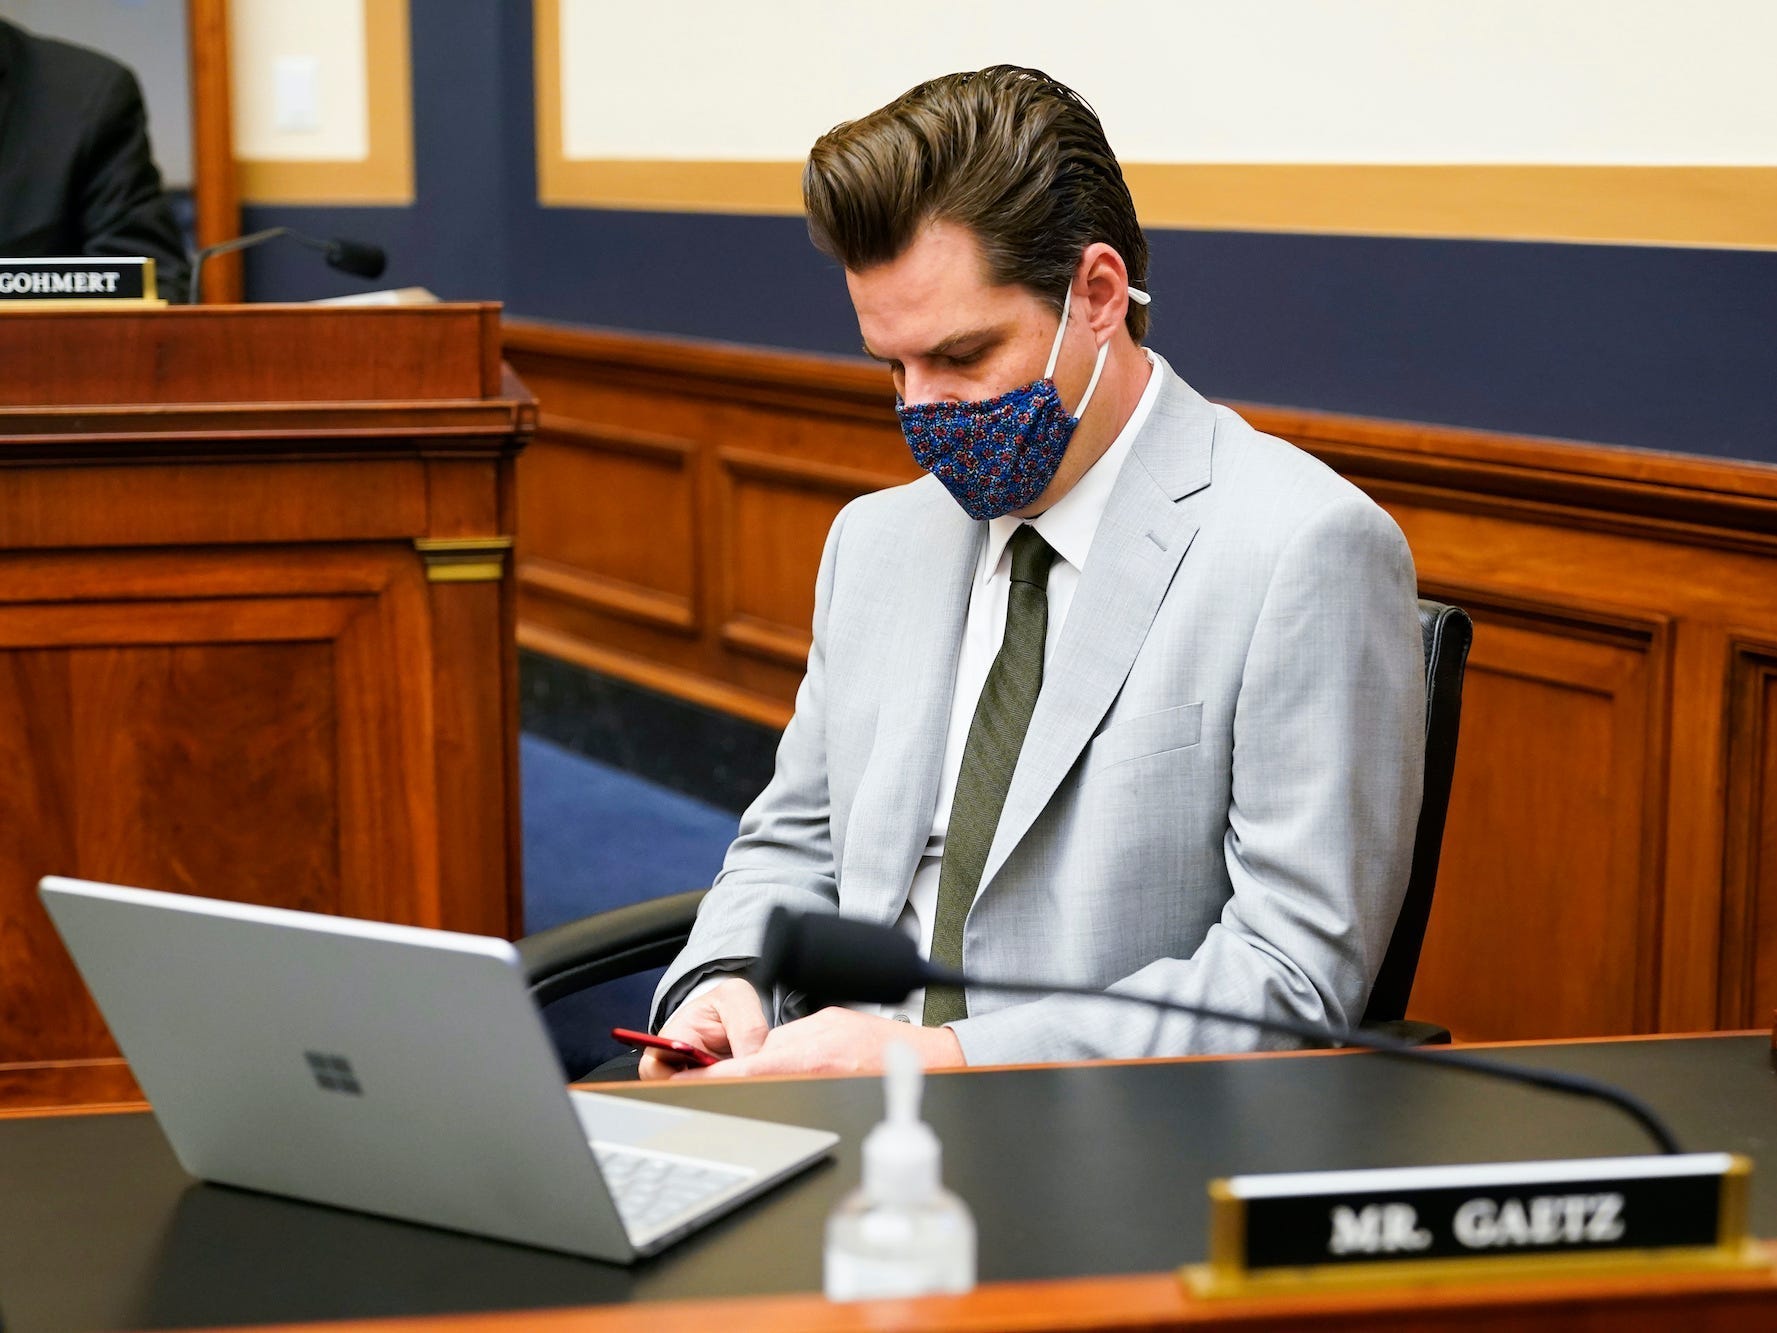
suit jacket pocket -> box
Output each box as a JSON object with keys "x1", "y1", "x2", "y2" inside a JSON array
[{"x1": 1086, "y1": 701, "x2": 1203, "y2": 770}]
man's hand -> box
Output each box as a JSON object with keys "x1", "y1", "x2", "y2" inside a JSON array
[
  {"x1": 639, "y1": 977, "x2": 768, "y2": 1081},
  {"x1": 679, "y1": 1007, "x2": 966, "y2": 1079}
]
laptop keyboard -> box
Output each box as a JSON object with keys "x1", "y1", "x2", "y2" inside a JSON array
[{"x1": 593, "y1": 1143, "x2": 753, "y2": 1236}]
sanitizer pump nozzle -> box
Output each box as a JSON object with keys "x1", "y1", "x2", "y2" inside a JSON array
[{"x1": 823, "y1": 1042, "x2": 976, "y2": 1300}]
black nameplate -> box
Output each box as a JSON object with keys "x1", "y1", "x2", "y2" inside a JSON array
[
  {"x1": 0, "y1": 257, "x2": 153, "y2": 302},
  {"x1": 1188, "y1": 1153, "x2": 1756, "y2": 1295}
]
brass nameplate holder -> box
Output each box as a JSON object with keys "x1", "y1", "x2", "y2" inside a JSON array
[
  {"x1": 0, "y1": 257, "x2": 164, "y2": 309},
  {"x1": 1185, "y1": 1153, "x2": 1766, "y2": 1297}
]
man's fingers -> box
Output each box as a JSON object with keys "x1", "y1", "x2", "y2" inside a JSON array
[
  {"x1": 676, "y1": 1055, "x2": 752, "y2": 1080},
  {"x1": 650, "y1": 978, "x2": 767, "y2": 1070},
  {"x1": 712, "y1": 985, "x2": 770, "y2": 1057},
  {"x1": 636, "y1": 1050, "x2": 675, "y2": 1081}
]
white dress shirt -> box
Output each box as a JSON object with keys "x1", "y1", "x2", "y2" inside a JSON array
[{"x1": 869, "y1": 348, "x2": 1162, "y2": 1022}]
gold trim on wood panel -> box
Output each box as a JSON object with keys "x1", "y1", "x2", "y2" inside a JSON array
[
  {"x1": 234, "y1": 0, "x2": 415, "y2": 205},
  {"x1": 414, "y1": 535, "x2": 511, "y2": 582}
]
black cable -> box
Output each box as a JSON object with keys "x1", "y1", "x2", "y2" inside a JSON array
[{"x1": 942, "y1": 968, "x2": 1683, "y2": 1155}]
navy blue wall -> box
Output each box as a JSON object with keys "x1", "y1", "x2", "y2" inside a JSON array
[
  {"x1": 243, "y1": 0, "x2": 1777, "y2": 465},
  {"x1": 240, "y1": 0, "x2": 506, "y2": 302}
]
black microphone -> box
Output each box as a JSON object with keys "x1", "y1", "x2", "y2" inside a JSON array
[
  {"x1": 757, "y1": 907, "x2": 1684, "y2": 1155},
  {"x1": 187, "y1": 227, "x2": 388, "y2": 303},
  {"x1": 322, "y1": 237, "x2": 387, "y2": 280}
]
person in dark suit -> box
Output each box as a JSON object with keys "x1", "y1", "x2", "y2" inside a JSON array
[{"x1": 0, "y1": 18, "x2": 190, "y2": 301}]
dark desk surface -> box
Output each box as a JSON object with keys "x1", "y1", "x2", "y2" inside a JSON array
[{"x1": 3, "y1": 1033, "x2": 1775, "y2": 1331}]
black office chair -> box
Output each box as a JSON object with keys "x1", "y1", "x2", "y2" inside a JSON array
[
  {"x1": 1359, "y1": 599, "x2": 1473, "y2": 1044},
  {"x1": 518, "y1": 599, "x2": 1473, "y2": 1062}
]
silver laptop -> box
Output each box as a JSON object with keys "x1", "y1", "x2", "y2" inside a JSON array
[{"x1": 38, "y1": 876, "x2": 837, "y2": 1263}]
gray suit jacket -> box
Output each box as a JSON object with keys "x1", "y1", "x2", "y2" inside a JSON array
[{"x1": 654, "y1": 357, "x2": 1424, "y2": 1065}]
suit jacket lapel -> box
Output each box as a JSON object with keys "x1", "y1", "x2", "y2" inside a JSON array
[
  {"x1": 978, "y1": 360, "x2": 1217, "y2": 892},
  {"x1": 836, "y1": 481, "x2": 981, "y2": 921}
]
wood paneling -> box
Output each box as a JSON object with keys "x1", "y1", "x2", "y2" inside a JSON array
[
  {"x1": 0, "y1": 554, "x2": 440, "y2": 1070},
  {"x1": 166, "y1": 1260, "x2": 1777, "y2": 1332},
  {"x1": 0, "y1": 307, "x2": 530, "y2": 1110},
  {"x1": 1723, "y1": 644, "x2": 1777, "y2": 1027},
  {"x1": 502, "y1": 318, "x2": 1777, "y2": 1043},
  {"x1": 518, "y1": 418, "x2": 699, "y2": 633},
  {"x1": 0, "y1": 460, "x2": 428, "y2": 547},
  {"x1": 0, "y1": 305, "x2": 502, "y2": 407},
  {"x1": 186, "y1": 0, "x2": 242, "y2": 303},
  {"x1": 1408, "y1": 606, "x2": 1665, "y2": 1039},
  {"x1": 506, "y1": 323, "x2": 916, "y2": 725},
  {"x1": 714, "y1": 449, "x2": 884, "y2": 667}
]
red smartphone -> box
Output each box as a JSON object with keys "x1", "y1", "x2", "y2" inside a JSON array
[{"x1": 610, "y1": 1027, "x2": 721, "y2": 1068}]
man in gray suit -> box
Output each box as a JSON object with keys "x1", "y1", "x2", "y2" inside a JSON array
[{"x1": 643, "y1": 66, "x2": 1423, "y2": 1079}]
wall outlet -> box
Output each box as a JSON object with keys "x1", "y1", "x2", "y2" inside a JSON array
[{"x1": 273, "y1": 55, "x2": 321, "y2": 134}]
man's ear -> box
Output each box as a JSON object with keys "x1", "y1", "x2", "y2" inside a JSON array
[{"x1": 1077, "y1": 242, "x2": 1132, "y2": 341}]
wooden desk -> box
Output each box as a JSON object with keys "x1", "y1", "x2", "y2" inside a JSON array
[
  {"x1": 3, "y1": 1034, "x2": 1774, "y2": 1331},
  {"x1": 0, "y1": 304, "x2": 534, "y2": 1113}
]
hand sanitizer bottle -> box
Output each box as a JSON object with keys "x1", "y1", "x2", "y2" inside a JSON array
[{"x1": 823, "y1": 1042, "x2": 976, "y2": 1301}]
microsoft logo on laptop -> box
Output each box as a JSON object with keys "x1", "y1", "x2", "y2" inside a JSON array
[{"x1": 305, "y1": 1050, "x2": 364, "y2": 1096}]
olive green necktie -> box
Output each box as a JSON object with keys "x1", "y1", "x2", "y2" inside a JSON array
[{"x1": 923, "y1": 525, "x2": 1058, "y2": 1026}]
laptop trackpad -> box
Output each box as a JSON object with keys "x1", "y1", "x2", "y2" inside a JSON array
[{"x1": 570, "y1": 1091, "x2": 694, "y2": 1145}]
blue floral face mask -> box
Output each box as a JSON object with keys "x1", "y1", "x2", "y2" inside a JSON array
[{"x1": 895, "y1": 284, "x2": 1150, "y2": 520}]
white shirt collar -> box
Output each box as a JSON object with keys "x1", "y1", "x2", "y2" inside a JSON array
[{"x1": 982, "y1": 347, "x2": 1161, "y2": 580}]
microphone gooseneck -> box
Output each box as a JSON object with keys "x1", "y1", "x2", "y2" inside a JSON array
[
  {"x1": 757, "y1": 907, "x2": 1684, "y2": 1156},
  {"x1": 187, "y1": 228, "x2": 389, "y2": 303}
]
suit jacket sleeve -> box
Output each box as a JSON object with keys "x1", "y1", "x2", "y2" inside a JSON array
[
  {"x1": 651, "y1": 503, "x2": 850, "y2": 1027},
  {"x1": 75, "y1": 63, "x2": 190, "y2": 302},
  {"x1": 946, "y1": 493, "x2": 1425, "y2": 1064}
]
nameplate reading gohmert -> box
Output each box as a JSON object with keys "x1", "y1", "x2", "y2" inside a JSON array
[{"x1": 0, "y1": 256, "x2": 161, "y2": 306}]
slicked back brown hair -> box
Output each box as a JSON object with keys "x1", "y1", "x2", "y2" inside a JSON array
[{"x1": 804, "y1": 65, "x2": 1150, "y2": 342}]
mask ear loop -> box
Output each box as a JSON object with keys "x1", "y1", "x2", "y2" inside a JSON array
[
  {"x1": 1047, "y1": 281, "x2": 1150, "y2": 420},
  {"x1": 1041, "y1": 285, "x2": 1074, "y2": 381},
  {"x1": 1070, "y1": 338, "x2": 1111, "y2": 422}
]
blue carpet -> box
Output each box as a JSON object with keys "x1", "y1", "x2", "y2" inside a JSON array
[
  {"x1": 520, "y1": 733, "x2": 738, "y2": 932},
  {"x1": 519, "y1": 734, "x2": 740, "y2": 1075}
]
